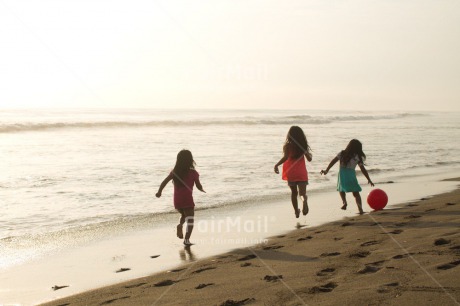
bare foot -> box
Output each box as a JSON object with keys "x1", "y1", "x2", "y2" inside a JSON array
[
  {"x1": 341, "y1": 204, "x2": 347, "y2": 210},
  {"x1": 302, "y1": 199, "x2": 309, "y2": 216},
  {"x1": 295, "y1": 209, "x2": 301, "y2": 218},
  {"x1": 177, "y1": 224, "x2": 184, "y2": 239}
]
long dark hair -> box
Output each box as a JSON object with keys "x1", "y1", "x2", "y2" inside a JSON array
[
  {"x1": 340, "y1": 139, "x2": 366, "y2": 166},
  {"x1": 283, "y1": 126, "x2": 311, "y2": 158},
  {"x1": 172, "y1": 150, "x2": 195, "y2": 186}
]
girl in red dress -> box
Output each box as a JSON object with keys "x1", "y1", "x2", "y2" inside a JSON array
[
  {"x1": 274, "y1": 126, "x2": 312, "y2": 218},
  {"x1": 156, "y1": 150, "x2": 205, "y2": 245}
]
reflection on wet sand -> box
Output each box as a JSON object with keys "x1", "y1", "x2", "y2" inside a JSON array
[{"x1": 179, "y1": 245, "x2": 196, "y2": 262}]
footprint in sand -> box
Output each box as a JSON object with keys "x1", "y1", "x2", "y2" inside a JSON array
[
  {"x1": 404, "y1": 215, "x2": 421, "y2": 219},
  {"x1": 408, "y1": 203, "x2": 418, "y2": 207},
  {"x1": 316, "y1": 268, "x2": 336, "y2": 276},
  {"x1": 100, "y1": 296, "x2": 130, "y2": 305},
  {"x1": 389, "y1": 229, "x2": 403, "y2": 234},
  {"x1": 425, "y1": 208, "x2": 436, "y2": 212},
  {"x1": 377, "y1": 287, "x2": 391, "y2": 293},
  {"x1": 193, "y1": 267, "x2": 216, "y2": 274},
  {"x1": 334, "y1": 237, "x2": 344, "y2": 241},
  {"x1": 196, "y1": 283, "x2": 214, "y2": 289},
  {"x1": 308, "y1": 282, "x2": 338, "y2": 294},
  {"x1": 320, "y1": 252, "x2": 341, "y2": 257},
  {"x1": 262, "y1": 245, "x2": 284, "y2": 250},
  {"x1": 238, "y1": 254, "x2": 257, "y2": 261},
  {"x1": 446, "y1": 202, "x2": 456, "y2": 206},
  {"x1": 154, "y1": 280, "x2": 176, "y2": 287},
  {"x1": 168, "y1": 268, "x2": 186, "y2": 273},
  {"x1": 358, "y1": 265, "x2": 381, "y2": 274},
  {"x1": 360, "y1": 240, "x2": 379, "y2": 247},
  {"x1": 384, "y1": 282, "x2": 400, "y2": 287},
  {"x1": 367, "y1": 260, "x2": 386, "y2": 266},
  {"x1": 315, "y1": 230, "x2": 326, "y2": 234},
  {"x1": 394, "y1": 222, "x2": 407, "y2": 227},
  {"x1": 297, "y1": 236, "x2": 313, "y2": 241},
  {"x1": 392, "y1": 254, "x2": 412, "y2": 259},
  {"x1": 450, "y1": 245, "x2": 460, "y2": 251},
  {"x1": 437, "y1": 260, "x2": 460, "y2": 270},
  {"x1": 434, "y1": 238, "x2": 451, "y2": 246},
  {"x1": 349, "y1": 251, "x2": 371, "y2": 258},
  {"x1": 219, "y1": 298, "x2": 255, "y2": 306},
  {"x1": 116, "y1": 268, "x2": 131, "y2": 273},
  {"x1": 150, "y1": 255, "x2": 160, "y2": 259},
  {"x1": 52, "y1": 285, "x2": 68, "y2": 291},
  {"x1": 420, "y1": 197, "x2": 429, "y2": 201},
  {"x1": 341, "y1": 222, "x2": 353, "y2": 227},
  {"x1": 240, "y1": 262, "x2": 252, "y2": 267},
  {"x1": 264, "y1": 275, "x2": 283, "y2": 282},
  {"x1": 214, "y1": 255, "x2": 234, "y2": 262}
]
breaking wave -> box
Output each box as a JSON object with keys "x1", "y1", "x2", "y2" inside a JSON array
[{"x1": 0, "y1": 113, "x2": 423, "y2": 133}]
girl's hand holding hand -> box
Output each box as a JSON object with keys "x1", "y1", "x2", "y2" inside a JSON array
[
  {"x1": 368, "y1": 180, "x2": 374, "y2": 187},
  {"x1": 320, "y1": 169, "x2": 328, "y2": 175},
  {"x1": 274, "y1": 165, "x2": 279, "y2": 174}
]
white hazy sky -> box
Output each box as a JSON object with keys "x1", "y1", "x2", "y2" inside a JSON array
[{"x1": 1, "y1": 0, "x2": 459, "y2": 111}]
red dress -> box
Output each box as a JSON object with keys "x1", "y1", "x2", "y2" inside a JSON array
[
  {"x1": 173, "y1": 170, "x2": 199, "y2": 209},
  {"x1": 282, "y1": 154, "x2": 308, "y2": 182}
]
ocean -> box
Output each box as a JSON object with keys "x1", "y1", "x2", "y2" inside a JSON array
[{"x1": 0, "y1": 109, "x2": 459, "y2": 270}]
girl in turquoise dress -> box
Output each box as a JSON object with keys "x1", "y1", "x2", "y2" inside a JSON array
[{"x1": 320, "y1": 139, "x2": 374, "y2": 214}]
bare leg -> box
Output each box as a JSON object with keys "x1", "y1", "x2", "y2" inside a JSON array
[
  {"x1": 289, "y1": 185, "x2": 300, "y2": 218},
  {"x1": 299, "y1": 184, "x2": 308, "y2": 215},
  {"x1": 177, "y1": 209, "x2": 185, "y2": 239},
  {"x1": 339, "y1": 192, "x2": 347, "y2": 210},
  {"x1": 183, "y1": 207, "x2": 195, "y2": 244},
  {"x1": 352, "y1": 192, "x2": 364, "y2": 214}
]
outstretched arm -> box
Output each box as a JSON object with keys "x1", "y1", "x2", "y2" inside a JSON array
[
  {"x1": 274, "y1": 153, "x2": 288, "y2": 174},
  {"x1": 156, "y1": 173, "x2": 174, "y2": 197},
  {"x1": 320, "y1": 157, "x2": 339, "y2": 175},
  {"x1": 195, "y1": 178, "x2": 206, "y2": 193},
  {"x1": 358, "y1": 164, "x2": 374, "y2": 186}
]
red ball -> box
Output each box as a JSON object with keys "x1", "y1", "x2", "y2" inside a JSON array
[{"x1": 367, "y1": 189, "x2": 388, "y2": 210}]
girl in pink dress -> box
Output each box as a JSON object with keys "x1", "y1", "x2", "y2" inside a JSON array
[
  {"x1": 274, "y1": 126, "x2": 312, "y2": 218},
  {"x1": 156, "y1": 150, "x2": 205, "y2": 245}
]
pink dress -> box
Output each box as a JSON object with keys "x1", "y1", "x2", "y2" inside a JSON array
[
  {"x1": 173, "y1": 169, "x2": 199, "y2": 209},
  {"x1": 282, "y1": 154, "x2": 308, "y2": 182}
]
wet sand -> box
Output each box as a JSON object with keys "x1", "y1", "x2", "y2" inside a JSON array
[{"x1": 42, "y1": 179, "x2": 460, "y2": 306}]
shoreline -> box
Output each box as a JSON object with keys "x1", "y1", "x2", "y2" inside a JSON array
[{"x1": 40, "y1": 178, "x2": 460, "y2": 306}]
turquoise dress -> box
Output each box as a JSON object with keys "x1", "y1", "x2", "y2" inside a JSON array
[{"x1": 336, "y1": 152, "x2": 362, "y2": 193}]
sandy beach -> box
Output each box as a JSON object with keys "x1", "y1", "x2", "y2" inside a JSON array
[{"x1": 41, "y1": 178, "x2": 460, "y2": 306}]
